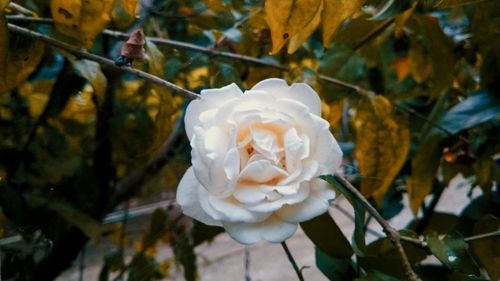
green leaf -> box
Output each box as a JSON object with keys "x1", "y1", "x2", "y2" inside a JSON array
[
  {"x1": 301, "y1": 212, "x2": 353, "y2": 258},
  {"x1": 320, "y1": 175, "x2": 367, "y2": 255},
  {"x1": 426, "y1": 232, "x2": 480, "y2": 276},
  {"x1": 358, "y1": 230, "x2": 427, "y2": 278},
  {"x1": 104, "y1": 249, "x2": 124, "y2": 271},
  {"x1": 471, "y1": 215, "x2": 500, "y2": 281},
  {"x1": 353, "y1": 95, "x2": 410, "y2": 203},
  {"x1": 438, "y1": 90, "x2": 500, "y2": 135},
  {"x1": 315, "y1": 248, "x2": 356, "y2": 281},
  {"x1": 355, "y1": 270, "x2": 402, "y2": 281}
]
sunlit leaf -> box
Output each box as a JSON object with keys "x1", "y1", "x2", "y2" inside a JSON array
[
  {"x1": 407, "y1": 135, "x2": 442, "y2": 214},
  {"x1": 264, "y1": 0, "x2": 324, "y2": 54},
  {"x1": 471, "y1": 215, "x2": 500, "y2": 281},
  {"x1": 51, "y1": 0, "x2": 114, "y2": 48},
  {"x1": 111, "y1": 0, "x2": 138, "y2": 30},
  {"x1": 354, "y1": 95, "x2": 410, "y2": 203},
  {"x1": 392, "y1": 57, "x2": 410, "y2": 81},
  {"x1": 321, "y1": 0, "x2": 364, "y2": 48},
  {"x1": 426, "y1": 232, "x2": 480, "y2": 276}
]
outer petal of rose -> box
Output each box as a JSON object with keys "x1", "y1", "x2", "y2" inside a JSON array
[
  {"x1": 223, "y1": 214, "x2": 298, "y2": 245},
  {"x1": 184, "y1": 83, "x2": 243, "y2": 139},
  {"x1": 311, "y1": 120, "x2": 343, "y2": 174},
  {"x1": 276, "y1": 179, "x2": 335, "y2": 223},
  {"x1": 250, "y1": 78, "x2": 321, "y2": 116},
  {"x1": 176, "y1": 167, "x2": 223, "y2": 226}
]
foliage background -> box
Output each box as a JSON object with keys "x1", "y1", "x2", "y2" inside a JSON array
[{"x1": 0, "y1": 0, "x2": 499, "y2": 280}]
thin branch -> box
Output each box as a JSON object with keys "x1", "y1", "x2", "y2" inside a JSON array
[
  {"x1": 464, "y1": 230, "x2": 500, "y2": 242},
  {"x1": 333, "y1": 174, "x2": 422, "y2": 281},
  {"x1": 7, "y1": 23, "x2": 201, "y2": 100},
  {"x1": 281, "y1": 242, "x2": 305, "y2": 281}
]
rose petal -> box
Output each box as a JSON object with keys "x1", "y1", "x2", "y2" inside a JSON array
[
  {"x1": 310, "y1": 120, "x2": 343, "y2": 174},
  {"x1": 185, "y1": 83, "x2": 242, "y2": 139},
  {"x1": 208, "y1": 195, "x2": 269, "y2": 223},
  {"x1": 239, "y1": 159, "x2": 288, "y2": 183},
  {"x1": 176, "y1": 167, "x2": 222, "y2": 226},
  {"x1": 250, "y1": 79, "x2": 321, "y2": 116},
  {"x1": 223, "y1": 214, "x2": 298, "y2": 245},
  {"x1": 246, "y1": 183, "x2": 310, "y2": 213},
  {"x1": 276, "y1": 179, "x2": 335, "y2": 223},
  {"x1": 233, "y1": 185, "x2": 268, "y2": 204}
]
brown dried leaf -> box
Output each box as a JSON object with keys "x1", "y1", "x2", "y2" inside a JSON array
[{"x1": 354, "y1": 96, "x2": 410, "y2": 202}]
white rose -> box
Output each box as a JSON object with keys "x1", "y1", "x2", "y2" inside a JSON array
[{"x1": 176, "y1": 78, "x2": 343, "y2": 245}]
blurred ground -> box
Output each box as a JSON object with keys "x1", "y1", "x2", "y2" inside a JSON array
[{"x1": 57, "y1": 175, "x2": 479, "y2": 281}]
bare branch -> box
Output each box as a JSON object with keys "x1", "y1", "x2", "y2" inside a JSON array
[
  {"x1": 7, "y1": 23, "x2": 201, "y2": 100},
  {"x1": 281, "y1": 242, "x2": 305, "y2": 281}
]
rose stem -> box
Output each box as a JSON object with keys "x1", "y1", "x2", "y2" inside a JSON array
[
  {"x1": 281, "y1": 241, "x2": 305, "y2": 281},
  {"x1": 333, "y1": 174, "x2": 422, "y2": 281}
]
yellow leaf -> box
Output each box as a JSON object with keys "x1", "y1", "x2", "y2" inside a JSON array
[
  {"x1": 51, "y1": 0, "x2": 114, "y2": 48},
  {"x1": 394, "y1": 2, "x2": 417, "y2": 38},
  {"x1": 0, "y1": 0, "x2": 10, "y2": 11},
  {"x1": 354, "y1": 96, "x2": 410, "y2": 202},
  {"x1": 204, "y1": 0, "x2": 226, "y2": 12},
  {"x1": 111, "y1": 0, "x2": 138, "y2": 30},
  {"x1": 264, "y1": 0, "x2": 293, "y2": 54},
  {"x1": 407, "y1": 135, "x2": 442, "y2": 214},
  {"x1": 287, "y1": 0, "x2": 323, "y2": 54},
  {"x1": 321, "y1": 0, "x2": 364, "y2": 48},
  {"x1": 264, "y1": 0, "x2": 323, "y2": 54},
  {"x1": 0, "y1": 23, "x2": 44, "y2": 94}
]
